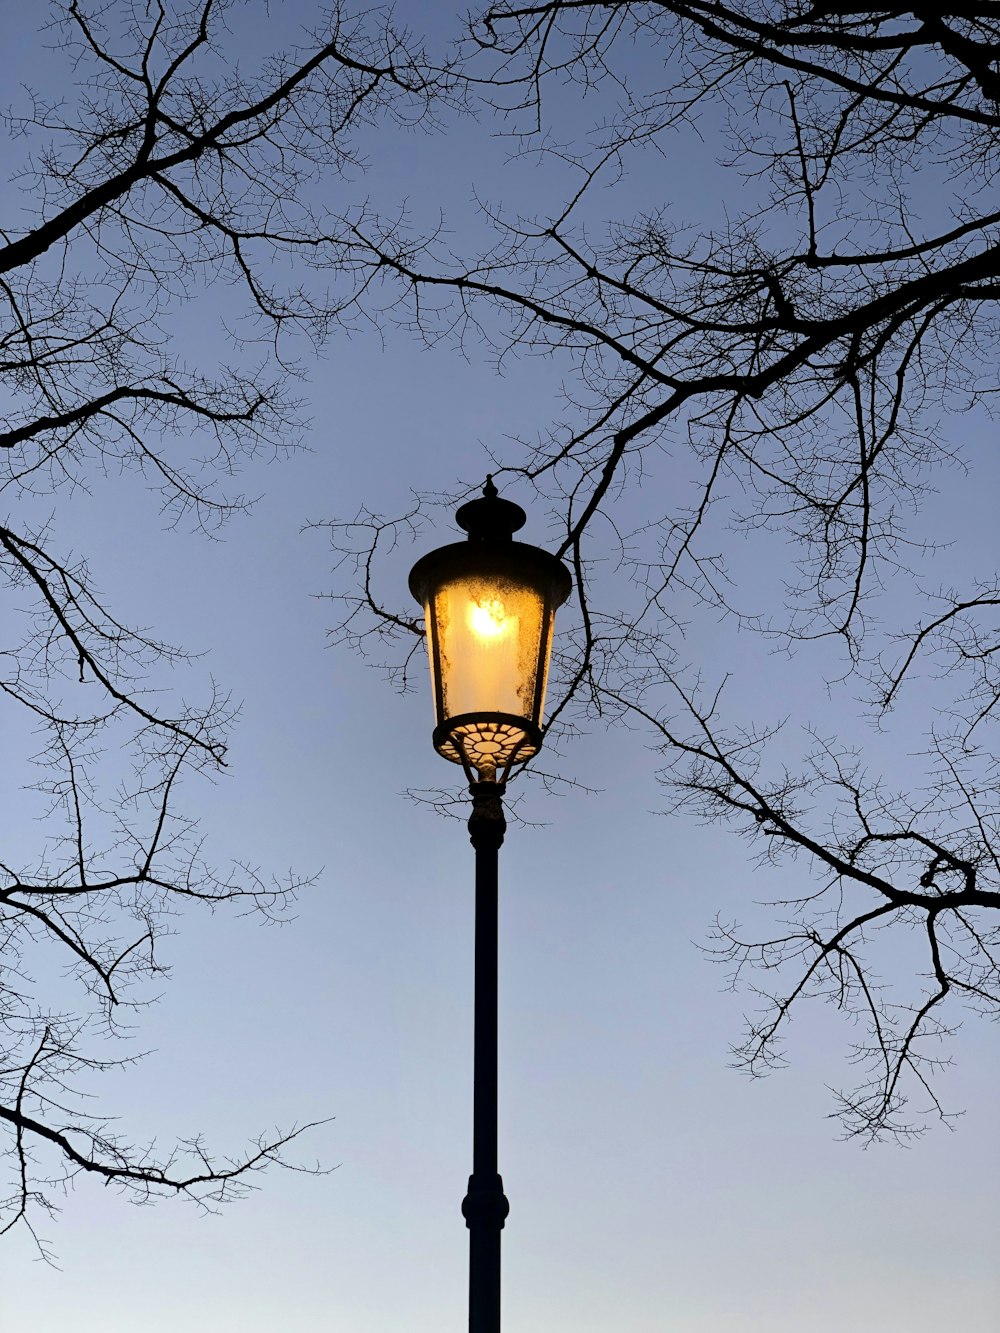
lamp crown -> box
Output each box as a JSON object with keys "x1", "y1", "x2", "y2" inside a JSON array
[{"x1": 455, "y1": 475, "x2": 526, "y2": 543}]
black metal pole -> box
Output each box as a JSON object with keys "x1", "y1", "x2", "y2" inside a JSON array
[{"x1": 462, "y1": 779, "x2": 510, "y2": 1333}]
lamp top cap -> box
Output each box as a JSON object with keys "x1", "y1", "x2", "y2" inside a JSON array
[{"x1": 455, "y1": 475, "x2": 527, "y2": 542}]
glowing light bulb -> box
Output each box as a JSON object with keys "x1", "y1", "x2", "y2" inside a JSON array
[{"x1": 467, "y1": 597, "x2": 511, "y2": 639}]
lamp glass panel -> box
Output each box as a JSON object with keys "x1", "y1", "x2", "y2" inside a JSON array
[{"x1": 430, "y1": 574, "x2": 547, "y2": 723}]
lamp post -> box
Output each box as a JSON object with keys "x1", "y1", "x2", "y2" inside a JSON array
[{"x1": 409, "y1": 478, "x2": 572, "y2": 1333}]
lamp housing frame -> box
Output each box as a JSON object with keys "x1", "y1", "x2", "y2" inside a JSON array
[{"x1": 408, "y1": 482, "x2": 572, "y2": 782}]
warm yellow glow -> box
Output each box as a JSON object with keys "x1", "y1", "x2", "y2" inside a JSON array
[
  {"x1": 431, "y1": 575, "x2": 545, "y2": 722},
  {"x1": 467, "y1": 597, "x2": 516, "y2": 641}
]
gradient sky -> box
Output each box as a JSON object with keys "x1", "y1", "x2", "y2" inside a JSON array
[{"x1": 1, "y1": 5, "x2": 998, "y2": 1332}]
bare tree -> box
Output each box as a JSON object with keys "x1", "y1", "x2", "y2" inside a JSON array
[
  {"x1": 324, "y1": 4, "x2": 1000, "y2": 1140},
  {"x1": 0, "y1": 0, "x2": 449, "y2": 1254}
]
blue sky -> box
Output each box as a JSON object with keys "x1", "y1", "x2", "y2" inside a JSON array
[{"x1": 1, "y1": 4, "x2": 998, "y2": 1331}]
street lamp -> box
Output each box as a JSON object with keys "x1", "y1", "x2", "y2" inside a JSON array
[{"x1": 409, "y1": 477, "x2": 572, "y2": 1333}]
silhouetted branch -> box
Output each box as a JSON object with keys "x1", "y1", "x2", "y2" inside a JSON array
[{"x1": 0, "y1": 0, "x2": 451, "y2": 1248}]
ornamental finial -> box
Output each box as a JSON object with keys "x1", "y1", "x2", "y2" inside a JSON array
[{"x1": 455, "y1": 475, "x2": 526, "y2": 542}]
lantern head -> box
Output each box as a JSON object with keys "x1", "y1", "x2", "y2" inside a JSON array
[{"x1": 409, "y1": 478, "x2": 572, "y2": 782}]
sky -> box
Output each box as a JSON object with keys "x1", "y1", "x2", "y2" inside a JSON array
[{"x1": 1, "y1": 5, "x2": 998, "y2": 1332}]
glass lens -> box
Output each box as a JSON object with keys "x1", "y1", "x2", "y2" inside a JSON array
[{"x1": 431, "y1": 574, "x2": 546, "y2": 721}]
